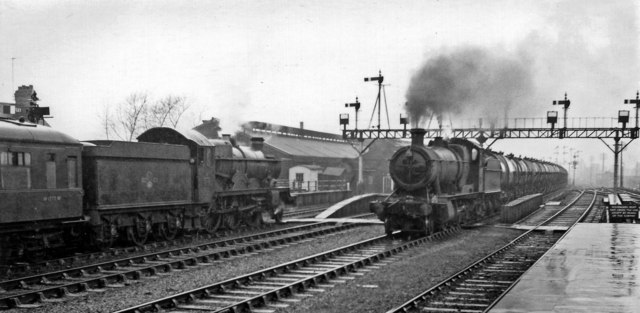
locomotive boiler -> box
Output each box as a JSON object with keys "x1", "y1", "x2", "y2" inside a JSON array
[{"x1": 371, "y1": 128, "x2": 567, "y2": 236}]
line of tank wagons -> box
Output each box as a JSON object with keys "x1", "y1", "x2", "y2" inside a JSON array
[
  {"x1": 0, "y1": 118, "x2": 290, "y2": 259},
  {"x1": 371, "y1": 128, "x2": 568, "y2": 235}
]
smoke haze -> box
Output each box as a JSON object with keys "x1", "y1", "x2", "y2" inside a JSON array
[
  {"x1": 405, "y1": 0, "x2": 639, "y2": 132},
  {"x1": 405, "y1": 47, "x2": 533, "y2": 127}
]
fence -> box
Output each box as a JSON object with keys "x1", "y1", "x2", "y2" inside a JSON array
[
  {"x1": 433, "y1": 117, "x2": 629, "y2": 129},
  {"x1": 275, "y1": 179, "x2": 349, "y2": 192}
]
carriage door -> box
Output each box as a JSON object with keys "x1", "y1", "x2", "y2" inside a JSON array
[{"x1": 196, "y1": 147, "x2": 214, "y2": 203}]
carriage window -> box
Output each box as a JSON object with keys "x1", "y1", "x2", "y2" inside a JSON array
[
  {"x1": 46, "y1": 153, "x2": 56, "y2": 189},
  {"x1": 0, "y1": 152, "x2": 31, "y2": 166},
  {"x1": 67, "y1": 156, "x2": 77, "y2": 188},
  {"x1": 471, "y1": 149, "x2": 478, "y2": 161},
  {"x1": 0, "y1": 151, "x2": 32, "y2": 189}
]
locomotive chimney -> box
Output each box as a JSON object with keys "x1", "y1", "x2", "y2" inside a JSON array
[
  {"x1": 250, "y1": 137, "x2": 264, "y2": 151},
  {"x1": 410, "y1": 128, "x2": 426, "y2": 146},
  {"x1": 222, "y1": 134, "x2": 231, "y2": 141}
]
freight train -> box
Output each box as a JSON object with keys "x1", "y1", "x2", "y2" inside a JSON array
[
  {"x1": 370, "y1": 128, "x2": 568, "y2": 236},
  {"x1": 0, "y1": 118, "x2": 290, "y2": 260}
]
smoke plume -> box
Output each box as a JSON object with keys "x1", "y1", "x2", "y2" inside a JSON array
[{"x1": 405, "y1": 47, "x2": 533, "y2": 127}]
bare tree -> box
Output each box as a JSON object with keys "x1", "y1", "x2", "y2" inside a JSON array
[
  {"x1": 110, "y1": 93, "x2": 149, "y2": 141},
  {"x1": 100, "y1": 93, "x2": 192, "y2": 141},
  {"x1": 146, "y1": 95, "x2": 190, "y2": 129},
  {"x1": 98, "y1": 103, "x2": 115, "y2": 140}
]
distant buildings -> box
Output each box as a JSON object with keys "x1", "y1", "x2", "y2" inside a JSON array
[
  {"x1": 1, "y1": 85, "x2": 49, "y2": 126},
  {"x1": 192, "y1": 119, "x2": 405, "y2": 194}
]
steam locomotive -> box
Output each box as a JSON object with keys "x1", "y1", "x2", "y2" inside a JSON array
[
  {"x1": 0, "y1": 118, "x2": 290, "y2": 260},
  {"x1": 370, "y1": 128, "x2": 567, "y2": 235}
]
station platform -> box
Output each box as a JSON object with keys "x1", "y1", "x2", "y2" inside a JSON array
[{"x1": 489, "y1": 223, "x2": 640, "y2": 313}]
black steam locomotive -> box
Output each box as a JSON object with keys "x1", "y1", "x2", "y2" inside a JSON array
[
  {"x1": 371, "y1": 128, "x2": 567, "y2": 235},
  {"x1": 0, "y1": 119, "x2": 290, "y2": 260}
]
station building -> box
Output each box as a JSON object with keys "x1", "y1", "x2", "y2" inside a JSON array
[{"x1": 193, "y1": 119, "x2": 405, "y2": 194}]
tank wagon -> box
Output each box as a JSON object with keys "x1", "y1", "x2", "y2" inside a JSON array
[
  {"x1": 0, "y1": 119, "x2": 290, "y2": 259},
  {"x1": 370, "y1": 128, "x2": 567, "y2": 236}
]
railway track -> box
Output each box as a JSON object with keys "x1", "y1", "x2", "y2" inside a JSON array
[
  {"x1": 0, "y1": 205, "x2": 331, "y2": 276},
  {"x1": 0, "y1": 220, "x2": 299, "y2": 276},
  {"x1": 514, "y1": 190, "x2": 595, "y2": 227},
  {"x1": 0, "y1": 221, "x2": 368, "y2": 309},
  {"x1": 386, "y1": 190, "x2": 597, "y2": 313},
  {"x1": 113, "y1": 227, "x2": 461, "y2": 313}
]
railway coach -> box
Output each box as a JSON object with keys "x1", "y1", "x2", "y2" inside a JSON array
[
  {"x1": 0, "y1": 118, "x2": 290, "y2": 260},
  {"x1": 0, "y1": 118, "x2": 85, "y2": 258}
]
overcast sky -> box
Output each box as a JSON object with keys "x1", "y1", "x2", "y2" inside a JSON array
[{"x1": 1, "y1": 0, "x2": 639, "y2": 175}]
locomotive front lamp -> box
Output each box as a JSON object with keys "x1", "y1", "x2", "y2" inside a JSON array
[{"x1": 619, "y1": 110, "x2": 630, "y2": 130}]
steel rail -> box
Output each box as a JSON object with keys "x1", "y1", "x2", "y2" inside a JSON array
[
  {"x1": 1, "y1": 222, "x2": 284, "y2": 274},
  {"x1": 386, "y1": 190, "x2": 596, "y2": 313},
  {"x1": 0, "y1": 222, "x2": 359, "y2": 309},
  {"x1": 114, "y1": 228, "x2": 461, "y2": 313}
]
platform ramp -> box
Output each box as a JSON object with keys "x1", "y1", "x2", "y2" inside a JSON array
[
  {"x1": 315, "y1": 193, "x2": 386, "y2": 219},
  {"x1": 284, "y1": 218, "x2": 382, "y2": 225},
  {"x1": 500, "y1": 193, "x2": 543, "y2": 224}
]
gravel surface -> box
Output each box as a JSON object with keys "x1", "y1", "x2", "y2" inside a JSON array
[
  {"x1": 6, "y1": 224, "x2": 384, "y2": 313},
  {"x1": 0, "y1": 222, "x2": 308, "y2": 280},
  {"x1": 279, "y1": 226, "x2": 524, "y2": 313}
]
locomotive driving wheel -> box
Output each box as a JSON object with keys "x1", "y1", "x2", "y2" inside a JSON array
[
  {"x1": 156, "y1": 214, "x2": 180, "y2": 240},
  {"x1": 202, "y1": 213, "x2": 223, "y2": 233},
  {"x1": 128, "y1": 217, "x2": 150, "y2": 246},
  {"x1": 223, "y1": 213, "x2": 239, "y2": 230},
  {"x1": 244, "y1": 211, "x2": 263, "y2": 227}
]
